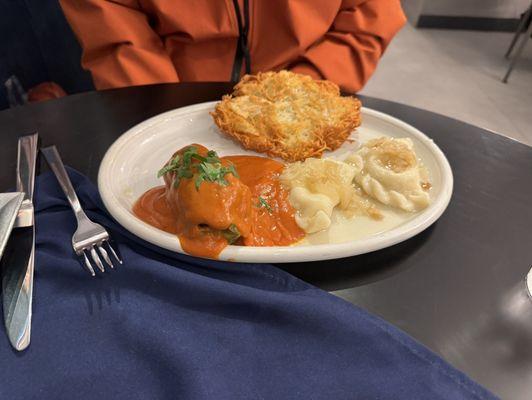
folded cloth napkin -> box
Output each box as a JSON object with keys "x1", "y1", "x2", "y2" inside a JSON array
[{"x1": 0, "y1": 169, "x2": 497, "y2": 400}]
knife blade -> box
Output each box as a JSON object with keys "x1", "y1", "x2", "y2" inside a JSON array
[
  {"x1": 0, "y1": 193, "x2": 24, "y2": 260},
  {"x1": 1, "y1": 133, "x2": 38, "y2": 351}
]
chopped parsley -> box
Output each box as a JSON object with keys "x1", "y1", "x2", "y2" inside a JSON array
[
  {"x1": 157, "y1": 154, "x2": 181, "y2": 178},
  {"x1": 157, "y1": 146, "x2": 239, "y2": 190},
  {"x1": 221, "y1": 224, "x2": 241, "y2": 244},
  {"x1": 257, "y1": 196, "x2": 273, "y2": 214}
]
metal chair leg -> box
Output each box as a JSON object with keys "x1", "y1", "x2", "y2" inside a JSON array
[
  {"x1": 505, "y1": 4, "x2": 532, "y2": 59},
  {"x1": 503, "y1": 11, "x2": 532, "y2": 83}
]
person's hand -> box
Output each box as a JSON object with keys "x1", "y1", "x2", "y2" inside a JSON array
[{"x1": 27, "y1": 82, "x2": 67, "y2": 103}]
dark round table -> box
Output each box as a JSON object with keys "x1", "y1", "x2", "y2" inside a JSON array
[{"x1": 1, "y1": 83, "x2": 531, "y2": 400}]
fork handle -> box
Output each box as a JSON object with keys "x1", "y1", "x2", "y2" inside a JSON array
[{"x1": 42, "y1": 146, "x2": 88, "y2": 220}]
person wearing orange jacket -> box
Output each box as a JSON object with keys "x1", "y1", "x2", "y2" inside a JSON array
[{"x1": 59, "y1": 0, "x2": 405, "y2": 93}]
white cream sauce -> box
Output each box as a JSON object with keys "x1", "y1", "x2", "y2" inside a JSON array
[{"x1": 300, "y1": 205, "x2": 412, "y2": 245}]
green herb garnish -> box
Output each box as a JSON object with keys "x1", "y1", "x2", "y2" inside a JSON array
[
  {"x1": 157, "y1": 146, "x2": 239, "y2": 190},
  {"x1": 257, "y1": 196, "x2": 273, "y2": 214},
  {"x1": 157, "y1": 154, "x2": 180, "y2": 178},
  {"x1": 221, "y1": 223, "x2": 241, "y2": 244}
]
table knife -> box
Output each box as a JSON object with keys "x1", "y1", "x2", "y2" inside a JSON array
[{"x1": 1, "y1": 133, "x2": 38, "y2": 351}]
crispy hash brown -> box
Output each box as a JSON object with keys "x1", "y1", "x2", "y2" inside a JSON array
[{"x1": 211, "y1": 70, "x2": 361, "y2": 161}]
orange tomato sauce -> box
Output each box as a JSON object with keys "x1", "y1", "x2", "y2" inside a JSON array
[{"x1": 132, "y1": 147, "x2": 304, "y2": 259}]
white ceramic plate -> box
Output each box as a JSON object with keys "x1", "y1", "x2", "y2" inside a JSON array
[{"x1": 98, "y1": 101, "x2": 453, "y2": 263}]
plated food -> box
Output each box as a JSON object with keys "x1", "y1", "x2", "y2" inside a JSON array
[
  {"x1": 347, "y1": 137, "x2": 432, "y2": 212},
  {"x1": 133, "y1": 72, "x2": 435, "y2": 258},
  {"x1": 132, "y1": 138, "x2": 432, "y2": 258},
  {"x1": 211, "y1": 71, "x2": 361, "y2": 161},
  {"x1": 133, "y1": 144, "x2": 304, "y2": 258},
  {"x1": 99, "y1": 72, "x2": 453, "y2": 263}
]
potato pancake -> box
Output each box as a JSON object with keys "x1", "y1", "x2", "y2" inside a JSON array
[{"x1": 211, "y1": 71, "x2": 361, "y2": 161}]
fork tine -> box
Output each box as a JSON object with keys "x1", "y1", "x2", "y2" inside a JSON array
[
  {"x1": 80, "y1": 251, "x2": 96, "y2": 276},
  {"x1": 105, "y1": 241, "x2": 123, "y2": 265},
  {"x1": 97, "y1": 244, "x2": 114, "y2": 269},
  {"x1": 89, "y1": 246, "x2": 105, "y2": 272}
]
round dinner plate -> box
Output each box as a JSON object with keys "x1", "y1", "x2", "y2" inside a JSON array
[{"x1": 98, "y1": 101, "x2": 453, "y2": 263}]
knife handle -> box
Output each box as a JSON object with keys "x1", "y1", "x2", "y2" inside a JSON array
[
  {"x1": 16, "y1": 134, "x2": 39, "y2": 201},
  {"x1": 41, "y1": 146, "x2": 85, "y2": 218}
]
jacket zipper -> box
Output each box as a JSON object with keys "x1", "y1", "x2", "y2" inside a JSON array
[{"x1": 230, "y1": 0, "x2": 251, "y2": 82}]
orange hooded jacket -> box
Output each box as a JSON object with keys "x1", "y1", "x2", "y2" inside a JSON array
[{"x1": 60, "y1": 0, "x2": 405, "y2": 92}]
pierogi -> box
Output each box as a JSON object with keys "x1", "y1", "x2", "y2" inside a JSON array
[
  {"x1": 280, "y1": 158, "x2": 381, "y2": 233},
  {"x1": 346, "y1": 137, "x2": 430, "y2": 212}
]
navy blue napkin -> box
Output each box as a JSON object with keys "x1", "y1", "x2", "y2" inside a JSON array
[{"x1": 0, "y1": 169, "x2": 497, "y2": 400}]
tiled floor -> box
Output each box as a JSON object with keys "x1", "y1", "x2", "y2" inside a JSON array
[{"x1": 360, "y1": 23, "x2": 532, "y2": 146}]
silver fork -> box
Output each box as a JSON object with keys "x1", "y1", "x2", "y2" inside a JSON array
[{"x1": 42, "y1": 146, "x2": 122, "y2": 276}]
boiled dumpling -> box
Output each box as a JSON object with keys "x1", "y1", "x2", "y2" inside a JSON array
[
  {"x1": 288, "y1": 187, "x2": 336, "y2": 233},
  {"x1": 280, "y1": 158, "x2": 381, "y2": 233},
  {"x1": 346, "y1": 137, "x2": 431, "y2": 212}
]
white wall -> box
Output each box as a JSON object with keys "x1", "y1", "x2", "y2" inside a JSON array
[
  {"x1": 419, "y1": 0, "x2": 530, "y2": 19},
  {"x1": 401, "y1": 0, "x2": 425, "y2": 23}
]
